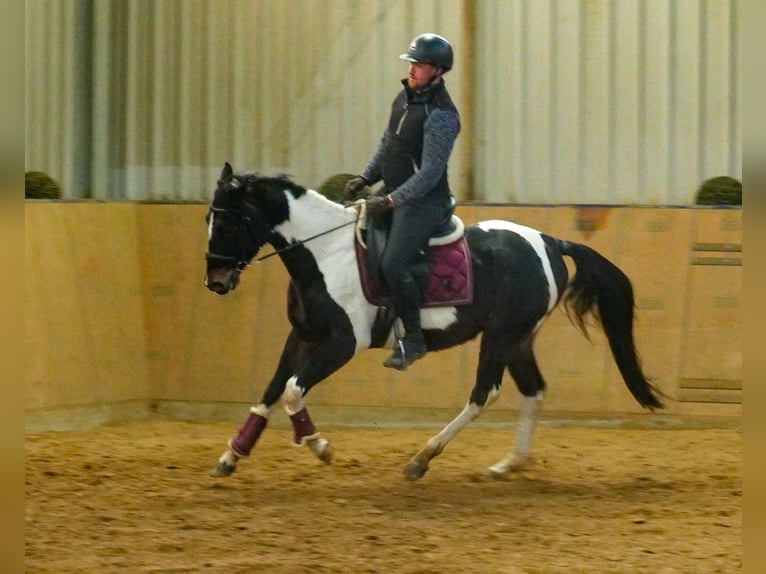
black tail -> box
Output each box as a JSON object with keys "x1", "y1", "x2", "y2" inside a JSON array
[{"x1": 559, "y1": 240, "x2": 664, "y2": 410}]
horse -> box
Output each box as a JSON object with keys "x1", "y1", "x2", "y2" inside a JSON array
[{"x1": 204, "y1": 162, "x2": 664, "y2": 480}]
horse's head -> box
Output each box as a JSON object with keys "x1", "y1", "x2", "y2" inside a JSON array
[{"x1": 204, "y1": 162, "x2": 291, "y2": 294}]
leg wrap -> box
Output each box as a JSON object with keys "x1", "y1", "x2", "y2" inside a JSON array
[
  {"x1": 289, "y1": 407, "x2": 320, "y2": 446},
  {"x1": 229, "y1": 412, "x2": 268, "y2": 458}
]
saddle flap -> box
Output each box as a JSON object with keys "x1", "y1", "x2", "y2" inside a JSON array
[{"x1": 354, "y1": 204, "x2": 473, "y2": 309}]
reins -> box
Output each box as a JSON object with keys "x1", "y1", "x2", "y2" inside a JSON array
[{"x1": 253, "y1": 217, "x2": 358, "y2": 263}]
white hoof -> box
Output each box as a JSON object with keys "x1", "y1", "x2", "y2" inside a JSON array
[
  {"x1": 307, "y1": 438, "x2": 333, "y2": 464},
  {"x1": 317, "y1": 441, "x2": 334, "y2": 464},
  {"x1": 211, "y1": 460, "x2": 236, "y2": 477},
  {"x1": 487, "y1": 456, "x2": 526, "y2": 478},
  {"x1": 487, "y1": 463, "x2": 508, "y2": 478}
]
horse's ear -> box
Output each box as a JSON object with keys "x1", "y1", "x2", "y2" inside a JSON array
[{"x1": 221, "y1": 162, "x2": 233, "y2": 180}]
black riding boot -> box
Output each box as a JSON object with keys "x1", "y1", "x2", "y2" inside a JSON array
[
  {"x1": 383, "y1": 286, "x2": 427, "y2": 370},
  {"x1": 383, "y1": 328, "x2": 427, "y2": 370}
]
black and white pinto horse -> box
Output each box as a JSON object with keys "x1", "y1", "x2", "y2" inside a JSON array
[{"x1": 205, "y1": 163, "x2": 663, "y2": 480}]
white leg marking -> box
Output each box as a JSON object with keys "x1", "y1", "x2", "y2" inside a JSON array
[
  {"x1": 513, "y1": 393, "x2": 541, "y2": 458},
  {"x1": 251, "y1": 403, "x2": 273, "y2": 418},
  {"x1": 282, "y1": 375, "x2": 304, "y2": 416},
  {"x1": 406, "y1": 388, "x2": 499, "y2": 480},
  {"x1": 488, "y1": 392, "x2": 543, "y2": 477},
  {"x1": 219, "y1": 449, "x2": 238, "y2": 466},
  {"x1": 422, "y1": 387, "x2": 499, "y2": 459},
  {"x1": 426, "y1": 402, "x2": 484, "y2": 455},
  {"x1": 484, "y1": 386, "x2": 501, "y2": 407},
  {"x1": 306, "y1": 437, "x2": 331, "y2": 459}
]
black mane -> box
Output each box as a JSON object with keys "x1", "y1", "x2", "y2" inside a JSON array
[
  {"x1": 213, "y1": 169, "x2": 308, "y2": 228},
  {"x1": 241, "y1": 172, "x2": 307, "y2": 201}
]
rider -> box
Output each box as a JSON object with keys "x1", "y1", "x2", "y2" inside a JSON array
[{"x1": 344, "y1": 33, "x2": 461, "y2": 370}]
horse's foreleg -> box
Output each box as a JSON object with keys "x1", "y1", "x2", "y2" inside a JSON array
[
  {"x1": 211, "y1": 404, "x2": 273, "y2": 477},
  {"x1": 282, "y1": 376, "x2": 334, "y2": 464},
  {"x1": 211, "y1": 331, "x2": 303, "y2": 478},
  {"x1": 487, "y1": 392, "x2": 543, "y2": 477},
  {"x1": 281, "y1": 333, "x2": 356, "y2": 464},
  {"x1": 404, "y1": 375, "x2": 502, "y2": 481}
]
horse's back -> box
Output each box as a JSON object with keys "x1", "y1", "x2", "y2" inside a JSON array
[{"x1": 463, "y1": 221, "x2": 568, "y2": 329}]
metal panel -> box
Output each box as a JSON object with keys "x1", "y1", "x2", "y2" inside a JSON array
[
  {"x1": 611, "y1": 0, "x2": 641, "y2": 204},
  {"x1": 25, "y1": 0, "x2": 740, "y2": 204},
  {"x1": 551, "y1": 0, "x2": 582, "y2": 205},
  {"x1": 471, "y1": 0, "x2": 740, "y2": 204},
  {"x1": 670, "y1": 0, "x2": 702, "y2": 202}
]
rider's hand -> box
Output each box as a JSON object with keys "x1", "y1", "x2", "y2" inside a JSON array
[
  {"x1": 365, "y1": 194, "x2": 395, "y2": 216},
  {"x1": 343, "y1": 175, "x2": 367, "y2": 201}
]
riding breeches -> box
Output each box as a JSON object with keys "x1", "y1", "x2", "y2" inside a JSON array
[{"x1": 379, "y1": 198, "x2": 450, "y2": 334}]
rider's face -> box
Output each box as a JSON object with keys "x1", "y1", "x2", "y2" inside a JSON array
[{"x1": 406, "y1": 62, "x2": 439, "y2": 90}]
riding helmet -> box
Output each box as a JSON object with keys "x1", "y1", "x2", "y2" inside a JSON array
[{"x1": 399, "y1": 33, "x2": 453, "y2": 71}]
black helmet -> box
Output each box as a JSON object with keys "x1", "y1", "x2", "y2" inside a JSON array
[{"x1": 399, "y1": 33, "x2": 453, "y2": 71}]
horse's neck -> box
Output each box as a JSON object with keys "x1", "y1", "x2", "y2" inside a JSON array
[{"x1": 273, "y1": 189, "x2": 356, "y2": 265}]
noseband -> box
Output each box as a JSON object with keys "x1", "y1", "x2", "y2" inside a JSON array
[{"x1": 205, "y1": 204, "x2": 271, "y2": 272}]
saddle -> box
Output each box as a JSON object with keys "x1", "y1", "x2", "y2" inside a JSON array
[{"x1": 353, "y1": 200, "x2": 474, "y2": 310}]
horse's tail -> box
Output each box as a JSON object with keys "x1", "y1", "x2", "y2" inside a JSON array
[{"x1": 558, "y1": 240, "x2": 664, "y2": 410}]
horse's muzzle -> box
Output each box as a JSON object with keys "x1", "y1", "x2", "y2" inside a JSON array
[{"x1": 205, "y1": 267, "x2": 240, "y2": 295}]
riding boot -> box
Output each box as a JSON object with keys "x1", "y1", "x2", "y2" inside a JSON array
[
  {"x1": 383, "y1": 289, "x2": 427, "y2": 370},
  {"x1": 383, "y1": 328, "x2": 427, "y2": 370}
]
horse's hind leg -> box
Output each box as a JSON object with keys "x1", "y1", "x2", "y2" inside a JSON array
[
  {"x1": 487, "y1": 339, "x2": 545, "y2": 477},
  {"x1": 404, "y1": 339, "x2": 506, "y2": 480}
]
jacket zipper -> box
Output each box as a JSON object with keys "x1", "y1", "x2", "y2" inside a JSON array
[{"x1": 395, "y1": 103, "x2": 409, "y2": 135}]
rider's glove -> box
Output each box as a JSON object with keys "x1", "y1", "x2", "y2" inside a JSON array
[
  {"x1": 343, "y1": 175, "x2": 368, "y2": 201},
  {"x1": 365, "y1": 194, "x2": 395, "y2": 216}
]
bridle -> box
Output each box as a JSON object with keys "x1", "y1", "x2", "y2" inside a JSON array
[
  {"x1": 205, "y1": 203, "x2": 266, "y2": 272},
  {"x1": 205, "y1": 195, "x2": 358, "y2": 272}
]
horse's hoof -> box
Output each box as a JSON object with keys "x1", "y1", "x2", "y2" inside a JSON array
[
  {"x1": 486, "y1": 464, "x2": 507, "y2": 479},
  {"x1": 318, "y1": 442, "x2": 334, "y2": 465},
  {"x1": 487, "y1": 457, "x2": 524, "y2": 478},
  {"x1": 210, "y1": 461, "x2": 236, "y2": 477},
  {"x1": 403, "y1": 461, "x2": 427, "y2": 481}
]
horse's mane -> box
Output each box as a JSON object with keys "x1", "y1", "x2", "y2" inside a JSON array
[
  {"x1": 239, "y1": 171, "x2": 351, "y2": 217},
  {"x1": 238, "y1": 172, "x2": 306, "y2": 198}
]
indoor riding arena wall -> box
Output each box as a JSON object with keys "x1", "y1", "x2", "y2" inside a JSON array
[{"x1": 25, "y1": 203, "x2": 742, "y2": 432}]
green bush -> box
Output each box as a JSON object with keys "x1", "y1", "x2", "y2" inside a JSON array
[
  {"x1": 316, "y1": 173, "x2": 355, "y2": 203},
  {"x1": 25, "y1": 171, "x2": 62, "y2": 199},
  {"x1": 694, "y1": 176, "x2": 741, "y2": 206}
]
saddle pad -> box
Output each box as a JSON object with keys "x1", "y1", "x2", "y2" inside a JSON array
[{"x1": 355, "y1": 234, "x2": 474, "y2": 308}]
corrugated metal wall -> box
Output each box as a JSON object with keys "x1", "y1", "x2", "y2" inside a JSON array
[
  {"x1": 25, "y1": 0, "x2": 739, "y2": 204},
  {"x1": 474, "y1": 0, "x2": 741, "y2": 204}
]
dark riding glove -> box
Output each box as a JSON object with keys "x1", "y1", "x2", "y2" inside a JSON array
[
  {"x1": 365, "y1": 194, "x2": 395, "y2": 216},
  {"x1": 343, "y1": 175, "x2": 367, "y2": 201}
]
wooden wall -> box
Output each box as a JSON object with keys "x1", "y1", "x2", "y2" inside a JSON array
[{"x1": 25, "y1": 203, "x2": 742, "y2": 431}]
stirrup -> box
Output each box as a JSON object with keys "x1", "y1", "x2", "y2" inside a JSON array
[{"x1": 383, "y1": 334, "x2": 427, "y2": 371}]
